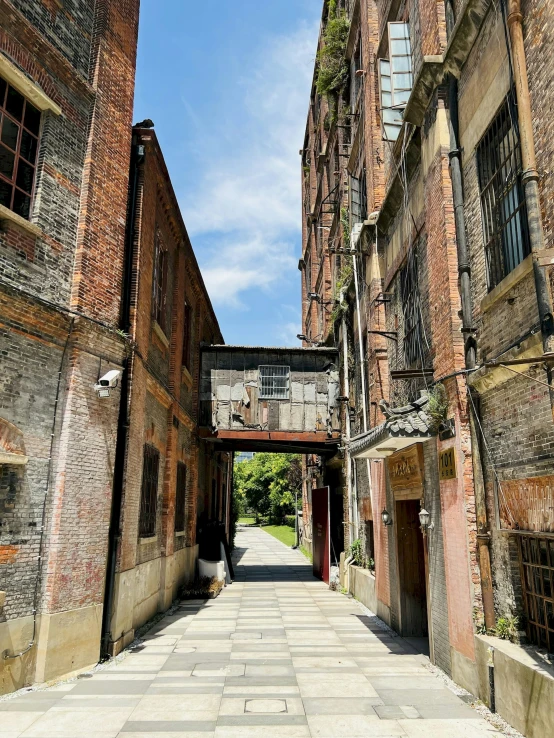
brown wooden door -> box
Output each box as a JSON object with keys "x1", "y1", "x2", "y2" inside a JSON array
[{"x1": 396, "y1": 499, "x2": 428, "y2": 637}]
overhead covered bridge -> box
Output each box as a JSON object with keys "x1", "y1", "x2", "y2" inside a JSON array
[{"x1": 199, "y1": 345, "x2": 341, "y2": 454}]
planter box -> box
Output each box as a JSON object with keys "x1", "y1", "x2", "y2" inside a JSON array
[{"x1": 348, "y1": 565, "x2": 391, "y2": 627}]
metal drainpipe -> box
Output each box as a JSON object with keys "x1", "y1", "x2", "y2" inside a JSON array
[
  {"x1": 444, "y1": 0, "x2": 495, "y2": 630},
  {"x1": 352, "y1": 238, "x2": 372, "y2": 542},
  {"x1": 506, "y1": 0, "x2": 554, "y2": 409},
  {"x1": 341, "y1": 308, "x2": 355, "y2": 544},
  {"x1": 101, "y1": 140, "x2": 144, "y2": 657}
]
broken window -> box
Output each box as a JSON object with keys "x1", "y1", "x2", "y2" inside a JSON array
[
  {"x1": 378, "y1": 22, "x2": 413, "y2": 142},
  {"x1": 152, "y1": 230, "x2": 168, "y2": 333},
  {"x1": 174, "y1": 462, "x2": 187, "y2": 533},
  {"x1": 477, "y1": 97, "x2": 530, "y2": 290},
  {"x1": 259, "y1": 365, "x2": 290, "y2": 400},
  {"x1": 139, "y1": 444, "x2": 159, "y2": 538},
  {"x1": 0, "y1": 75, "x2": 41, "y2": 220}
]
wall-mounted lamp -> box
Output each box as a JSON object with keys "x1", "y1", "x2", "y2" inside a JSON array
[
  {"x1": 381, "y1": 508, "x2": 393, "y2": 527},
  {"x1": 308, "y1": 292, "x2": 321, "y2": 302},
  {"x1": 297, "y1": 334, "x2": 307, "y2": 341},
  {"x1": 418, "y1": 508, "x2": 434, "y2": 531}
]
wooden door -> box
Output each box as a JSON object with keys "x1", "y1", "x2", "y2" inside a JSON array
[{"x1": 396, "y1": 499, "x2": 428, "y2": 637}]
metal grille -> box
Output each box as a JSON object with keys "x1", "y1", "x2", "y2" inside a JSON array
[
  {"x1": 139, "y1": 444, "x2": 159, "y2": 538},
  {"x1": 400, "y1": 249, "x2": 422, "y2": 368},
  {"x1": 259, "y1": 365, "x2": 290, "y2": 400},
  {"x1": 182, "y1": 303, "x2": 192, "y2": 370},
  {"x1": 518, "y1": 534, "x2": 554, "y2": 652},
  {"x1": 152, "y1": 231, "x2": 167, "y2": 331},
  {"x1": 174, "y1": 462, "x2": 187, "y2": 533},
  {"x1": 0, "y1": 75, "x2": 41, "y2": 220},
  {"x1": 477, "y1": 98, "x2": 530, "y2": 291}
]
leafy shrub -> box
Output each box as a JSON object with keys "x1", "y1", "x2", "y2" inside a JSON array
[
  {"x1": 493, "y1": 616, "x2": 519, "y2": 642},
  {"x1": 316, "y1": 1, "x2": 350, "y2": 99}
]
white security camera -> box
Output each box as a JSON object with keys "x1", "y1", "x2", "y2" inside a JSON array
[{"x1": 94, "y1": 369, "x2": 121, "y2": 397}]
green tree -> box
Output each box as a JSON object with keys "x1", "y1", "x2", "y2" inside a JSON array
[{"x1": 233, "y1": 453, "x2": 301, "y2": 524}]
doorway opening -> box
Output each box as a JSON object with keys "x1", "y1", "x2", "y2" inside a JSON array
[{"x1": 396, "y1": 499, "x2": 429, "y2": 648}]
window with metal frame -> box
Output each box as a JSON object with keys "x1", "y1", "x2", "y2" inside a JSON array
[
  {"x1": 400, "y1": 248, "x2": 423, "y2": 368},
  {"x1": 139, "y1": 444, "x2": 160, "y2": 538},
  {"x1": 174, "y1": 462, "x2": 187, "y2": 533},
  {"x1": 182, "y1": 303, "x2": 193, "y2": 370},
  {"x1": 259, "y1": 365, "x2": 290, "y2": 400},
  {"x1": 378, "y1": 22, "x2": 413, "y2": 142},
  {"x1": 0, "y1": 76, "x2": 41, "y2": 219},
  {"x1": 518, "y1": 534, "x2": 554, "y2": 652},
  {"x1": 304, "y1": 249, "x2": 312, "y2": 293},
  {"x1": 477, "y1": 97, "x2": 530, "y2": 291},
  {"x1": 152, "y1": 230, "x2": 168, "y2": 332}
]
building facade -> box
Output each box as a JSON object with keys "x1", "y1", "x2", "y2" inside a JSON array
[
  {"x1": 105, "y1": 127, "x2": 232, "y2": 656},
  {"x1": 300, "y1": 0, "x2": 554, "y2": 733},
  {"x1": 0, "y1": 0, "x2": 140, "y2": 693}
]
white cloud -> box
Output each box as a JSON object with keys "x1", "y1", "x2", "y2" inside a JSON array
[{"x1": 180, "y1": 20, "x2": 319, "y2": 308}]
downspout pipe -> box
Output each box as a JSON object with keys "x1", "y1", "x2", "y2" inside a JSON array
[
  {"x1": 444, "y1": 0, "x2": 495, "y2": 631},
  {"x1": 351, "y1": 234, "x2": 372, "y2": 543},
  {"x1": 101, "y1": 139, "x2": 144, "y2": 657},
  {"x1": 341, "y1": 304, "x2": 355, "y2": 545},
  {"x1": 505, "y1": 0, "x2": 554, "y2": 401}
]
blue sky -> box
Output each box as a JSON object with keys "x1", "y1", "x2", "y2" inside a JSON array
[{"x1": 134, "y1": 0, "x2": 321, "y2": 346}]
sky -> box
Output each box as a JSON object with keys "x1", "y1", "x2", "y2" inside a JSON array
[{"x1": 134, "y1": 0, "x2": 322, "y2": 346}]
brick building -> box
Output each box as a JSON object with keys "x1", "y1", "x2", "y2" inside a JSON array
[
  {"x1": 300, "y1": 0, "x2": 554, "y2": 733},
  {"x1": 0, "y1": 0, "x2": 140, "y2": 693},
  {"x1": 106, "y1": 126, "x2": 232, "y2": 656}
]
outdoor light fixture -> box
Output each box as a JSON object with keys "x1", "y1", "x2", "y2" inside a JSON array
[
  {"x1": 308, "y1": 292, "x2": 320, "y2": 301},
  {"x1": 297, "y1": 334, "x2": 307, "y2": 341},
  {"x1": 418, "y1": 508, "x2": 434, "y2": 530},
  {"x1": 381, "y1": 509, "x2": 393, "y2": 526}
]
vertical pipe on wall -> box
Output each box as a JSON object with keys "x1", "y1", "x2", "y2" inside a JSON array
[
  {"x1": 444, "y1": 0, "x2": 495, "y2": 631},
  {"x1": 341, "y1": 310, "x2": 355, "y2": 544}
]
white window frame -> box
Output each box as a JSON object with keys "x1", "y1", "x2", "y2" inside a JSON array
[
  {"x1": 378, "y1": 22, "x2": 413, "y2": 142},
  {"x1": 259, "y1": 365, "x2": 290, "y2": 400}
]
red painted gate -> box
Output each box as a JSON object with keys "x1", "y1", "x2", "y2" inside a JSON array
[{"x1": 312, "y1": 486, "x2": 330, "y2": 584}]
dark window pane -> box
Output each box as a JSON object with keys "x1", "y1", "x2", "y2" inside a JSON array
[
  {"x1": 0, "y1": 144, "x2": 15, "y2": 178},
  {"x1": 13, "y1": 190, "x2": 30, "y2": 219},
  {"x1": 6, "y1": 86, "x2": 24, "y2": 121},
  {"x1": 16, "y1": 159, "x2": 34, "y2": 194},
  {"x1": 0, "y1": 78, "x2": 6, "y2": 107},
  {"x1": 0, "y1": 179, "x2": 11, "y2": 208},
  {"x1": 20, "y1": 130, "x2": 37, "y2": 164},
  {"x1": 24, "y1": 102, "x2": 41, "y2": 136},
  {"x1": 1, "y1": 116, "x2": 19, "y2": 150}
]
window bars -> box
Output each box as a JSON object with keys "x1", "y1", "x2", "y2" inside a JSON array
[
  {"x1": 477, "y1": 97, "x2": 530, "y2": 290},
  {"x1": 139, "y1": 444, "x2": 159, "y2": 538},
  {"x1": 400, "y1": 248, "x2": 423, "y2": 368},
  {"x1": 259, "y1": 365, "x2": 290, "y2": 400},
  {"x1": 518, "y1": 534, "x2": 554, "y2": 652},
  {"x1": 0, "y1": 76, "x2": 41, "y2": 219},
  {"x1": 182, "y1": 303, "x2": 192, "y2": 370},
  {"x1": 152, "y1": 230, "x2": 168, "y2": 331},
  {"x1": 174, "y1": 462, "x2": 187, "y2": 533}
]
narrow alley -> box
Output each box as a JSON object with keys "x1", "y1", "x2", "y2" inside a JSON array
[{"x1": 1, "y1": 527, "x2": 504, "y2": 738}]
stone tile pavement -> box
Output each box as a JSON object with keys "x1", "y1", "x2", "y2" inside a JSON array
[{"x1": 0, "y1": 526, "x2": 506, "y2": 738}]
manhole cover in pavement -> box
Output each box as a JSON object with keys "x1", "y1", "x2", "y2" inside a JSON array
[{"x1": 245, "y1": 699, "x2": 287, "y2": 714}]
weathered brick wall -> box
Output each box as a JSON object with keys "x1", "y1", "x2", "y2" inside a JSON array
[{"x1": 10, "y1": 0, "x2": 94, "y2": 78}]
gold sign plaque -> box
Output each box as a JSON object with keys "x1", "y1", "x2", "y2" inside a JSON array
[
  {"x1": 387, "y1": 445, "x2": 424, "y2": 499},
  {"x1": 439, "y1": 447, "x2": 457, "y2": 480}
]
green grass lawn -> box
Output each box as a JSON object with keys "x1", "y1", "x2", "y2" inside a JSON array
[
  {"x1": 238, "y1": 516, "x2": 257, "y2": 525},
  {"x1": 262, "y1": 524, "x2": 297, "y2": 547}
]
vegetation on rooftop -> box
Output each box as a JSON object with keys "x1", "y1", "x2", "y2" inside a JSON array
[{"x1": 316, "y1": 0, "x2": 350, "y2": 107}]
